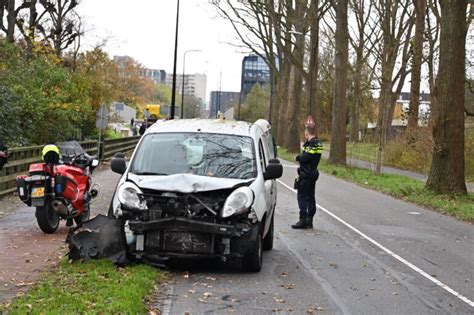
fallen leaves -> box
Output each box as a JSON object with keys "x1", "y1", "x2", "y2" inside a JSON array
[
  {"x1": 279, "y1": 283, "x2": 295, "y2": 289},
  {"x1": 15, "y1": 281, "x2": 34, "y2": 287},
  {"x1": 307, "y1": 305, "x2": 326, "y2": 313}
]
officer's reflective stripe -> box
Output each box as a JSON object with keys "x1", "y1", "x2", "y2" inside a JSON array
[{"x1": 304, "y1": 146, "x2": 324, "y2": 154}]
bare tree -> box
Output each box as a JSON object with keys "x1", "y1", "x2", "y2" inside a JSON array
[
  {"x1": 426, "y1": 0, "x2": 468, "y2": 194},
  {"x1": 425, "y1": 0, "x2": 440, "y2": 127},
  {"x1": 0, "y1": 0, "x2": 31, "y2": 42},
  {"x1": 348, "y1": 0, "x2": 377, "y2": 142},
  {"x1": 407, "y1": 0, "x2": 427, "y2": 130},
  {"x1": 307, "y1": 0, "x2": 330, "y2": 132},
  {"x1": 16, "y1": 0, "x2": 50, "y2": 55},
  {"x1": 211, "y1": 0, "x2": 312, "y2": 151},
  {"x1": 38, "y1": 0, "x2": 81, "y2": 58},
  {"x1": 284, "y1": 0, "x2": 307, "y2": 153},
  {"x1": 369, "y1": 0, "x2": 415, "y2": 174},
  {"x1": 328, "y1": 0, "x2": 348, "y2": 165}
]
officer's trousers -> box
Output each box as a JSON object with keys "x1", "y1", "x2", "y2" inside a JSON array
[{"x1": 297, "y1": 178, "x2": 317, "y2": 219}]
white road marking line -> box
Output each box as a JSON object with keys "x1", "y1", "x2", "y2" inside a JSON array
[
  {"x1": 277, "y1": 179, "x2": 474, "y2": 308},
  {"x1": 408, "y1": 211, "x2": 422, "y2": 215}
]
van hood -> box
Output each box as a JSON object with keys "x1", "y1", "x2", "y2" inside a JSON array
[{"x1": 127, "y1": 173, "x2": 254, "y2": 193}]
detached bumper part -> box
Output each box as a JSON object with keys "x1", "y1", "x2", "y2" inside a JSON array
[
  {"x1": 67, "y1": 215, "x2": 258, "y2": 266},
  {"x1": 67, "y1": 215, "x2": 129, "y2": 265}
]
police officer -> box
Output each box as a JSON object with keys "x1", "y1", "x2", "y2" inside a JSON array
[{"x1": 292, "y1": 125, "x2": 323, "y2": 229}]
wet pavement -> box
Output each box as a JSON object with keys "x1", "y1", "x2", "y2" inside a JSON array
[{"x1": 0, "y1": 165, "x2": 120, "y2": 303}]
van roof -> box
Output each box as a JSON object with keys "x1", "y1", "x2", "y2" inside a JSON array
[{"x1": 145, "y1": 118, "x2": 261, "y2": 137}]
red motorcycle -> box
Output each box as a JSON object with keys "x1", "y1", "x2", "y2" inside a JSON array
[{"x1": 16, "y1": 141, "x2": 99, "y2": 234}]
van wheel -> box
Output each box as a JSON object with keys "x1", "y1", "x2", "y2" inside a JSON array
[
  {"x1": 242, "y1": 231, "x2": 263, "y2": 272},
  {"x1": 263, "y1": 214, "x2": 274, "y2": 251},
  {"x1": 36, "y1": 203, "x2": 59, "y2": 234}
]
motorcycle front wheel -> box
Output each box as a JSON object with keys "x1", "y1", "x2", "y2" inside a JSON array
[{"x1": 36, "y1": 203, "x2": 59, "y2": 234}]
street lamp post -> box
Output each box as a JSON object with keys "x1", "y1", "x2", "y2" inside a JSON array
[
  {"x1": 170, "y1": 0, "x2": 180, "y2": 120},
  {"x1": 181, "y1": 49, "x2": 202, "y2": 119}
]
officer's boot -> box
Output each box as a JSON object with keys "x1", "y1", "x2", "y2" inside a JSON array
[
  {"x1": 306, "y1": 216, "x2": 313, "y2": 229},
  {"x1": 291, "y1": 217, "x2": 307, "y2": 229}
]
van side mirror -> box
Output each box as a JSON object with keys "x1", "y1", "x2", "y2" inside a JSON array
[
  {"x1": 264, "y1": 158, "x2": 283, "y2": 180},
  {"x1": 111, "y1": 158, "x2": 127, "y2": 174}
]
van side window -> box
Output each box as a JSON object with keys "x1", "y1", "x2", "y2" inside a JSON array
[
  {"x1": 266, "y1": 134, "x2": 276, "y2": 159},
  {"x1": 259, "y1": 140, "x2": 267, "y2": 170}
]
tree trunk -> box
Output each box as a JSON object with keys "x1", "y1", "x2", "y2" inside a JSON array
[
  {"x1": 6, "y1": 0, "x2": 15, "y2": 42},
  {"x1": 426, "y1": 0, "x2": 467, "y2": 194},
  {"x1": 329, "y1": 0, "x2": 348, "y2": 165},
  {"x1": 276, "y1": 59, "x2": 292, "y2": 146},
  {"x1": 270, "y1": 72, "x2": 279, "y2": 136},
  {"x1": 284, "y1": 33, "x2": 305, "y2": 153},
  {"x1": 351, "y1": 60, "x2": 362, "y2": 142},
  {"x1": 407, "y1": 0, "x2": 426, "y2": 130},
  {"x1": 308, "y1": 0, "x2": 320, "y2": 133}
]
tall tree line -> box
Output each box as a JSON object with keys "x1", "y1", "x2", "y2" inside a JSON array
[{"x1": 213, "y1": 0, "x2": 471, "y2": 194}]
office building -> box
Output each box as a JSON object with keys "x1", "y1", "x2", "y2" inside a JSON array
[
  {"x1": 165, "y1": 73, "x2": 207, "y2": 102},
  {"x1": 240, "y1": 54, "x2": 270, "y2": 96},
  {"x1": 209, "y1": 91, "x2": 240, "y2": 118},
  {"x1": 142, "y1": 69, "x2": 167, "y2": 84}
]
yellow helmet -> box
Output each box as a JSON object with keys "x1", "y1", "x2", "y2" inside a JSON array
[{"x1": 42, "y1": 145, "x2": 60, "y2": 164}]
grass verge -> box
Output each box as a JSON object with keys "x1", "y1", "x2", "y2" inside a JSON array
[
  {"x1": 2, "y1": 259, "x2": 165, "y2": 314},
  {"x1": 278, "y1": 147, "x2": 474, "y2": 222}
]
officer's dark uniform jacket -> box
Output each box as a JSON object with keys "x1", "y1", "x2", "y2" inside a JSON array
[{"x1": 296, "y1": 137, "x2": 323, "y2": 179}]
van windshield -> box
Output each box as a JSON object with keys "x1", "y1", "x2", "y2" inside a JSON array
[{"x1": 130, "y1": 133, "x2": 257, "y2": 180}]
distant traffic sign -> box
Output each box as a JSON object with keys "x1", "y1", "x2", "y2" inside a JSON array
[{"x1": 95, "y1": 105, "x2": 109, "y2": 130}]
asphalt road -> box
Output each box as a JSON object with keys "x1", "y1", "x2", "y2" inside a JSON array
[
  {"x1": 0, "y1": 162, "x2": 472, "y2": 314},
  {"x1": 156, "y1": 161, "x2": 473, "y2": 314}
]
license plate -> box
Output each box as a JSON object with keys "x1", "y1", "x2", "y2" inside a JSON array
[{"x1": 31, "y1": 187, "x2": 45, "y2": 198}]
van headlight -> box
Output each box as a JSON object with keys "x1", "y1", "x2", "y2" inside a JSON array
[
  {"x1": 222, "y1": 187, "x2": 254, "y2": 218},
  {"x1": 118, "y1": 182, "x2": 147, "y2": 210}
]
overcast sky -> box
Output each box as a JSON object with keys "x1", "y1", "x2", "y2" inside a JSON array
[{"x1": 78, "y1": 0, "x2": 248, "y2": 102}]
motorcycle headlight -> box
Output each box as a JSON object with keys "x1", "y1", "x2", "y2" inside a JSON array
[
  {"x1": 222, "y1": 187, "x2": 254, "y2": 218},
  {"x1": 118, "y1": 182, "x2": 147, "y2": 210}
]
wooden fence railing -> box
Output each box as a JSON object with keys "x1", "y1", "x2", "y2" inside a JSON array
[{"x1": 0, "y1": 137, "x2": 141, "y2": 197}]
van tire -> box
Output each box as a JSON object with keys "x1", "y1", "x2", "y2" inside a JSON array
[
  {"x1": 263, "y1": 213, "x2": 274, "y2": 251},
  {"x1": 242, "y1": 230, "x2": 263, "y2": 272}
]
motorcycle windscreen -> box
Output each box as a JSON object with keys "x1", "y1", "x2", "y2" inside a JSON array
[{"x1": 56, "y1": 141, "x2": 86, "y2": 156}]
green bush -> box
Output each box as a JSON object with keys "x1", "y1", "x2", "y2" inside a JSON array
[
  {"x1": 383, "y1": 127, "x2": 433, "y2": 174},
  {"x1": 0, "y1": 39, "x2": 95, "y2": 145}
]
